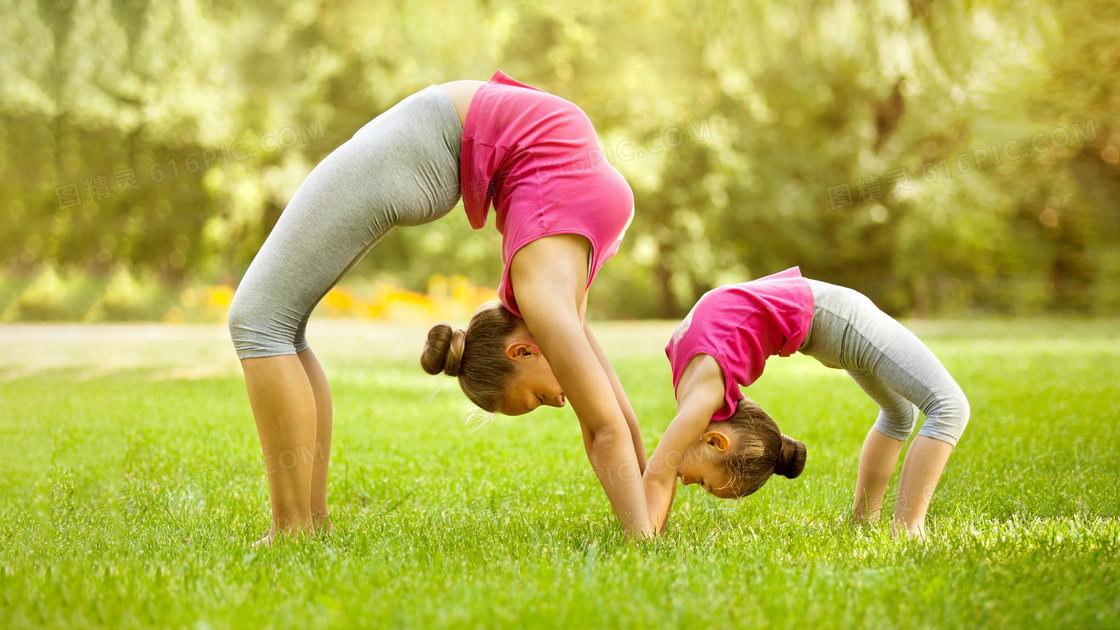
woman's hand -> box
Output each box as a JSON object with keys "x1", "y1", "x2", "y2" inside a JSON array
[
  {"x1": 510, "y1": 234, "x2": 653, "y2": 539},
  {"x1": 583, "y1": 321, "x2": 647, "y2": 474}
]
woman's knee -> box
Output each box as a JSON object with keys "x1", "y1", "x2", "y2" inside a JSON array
[
  {"x1": 226, "y1": 288, "x2": 256, "y2": 341},
  {"x1": 227, "y1": 289, "x2": 257, "y2": 356},
  {"x1": 227, "y1": 286, "x2": 300, "y2": 359}
]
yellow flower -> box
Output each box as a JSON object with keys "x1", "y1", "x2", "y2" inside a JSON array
[{"x1": 208, "y1": 286, "x2": 235, "y2": 308}]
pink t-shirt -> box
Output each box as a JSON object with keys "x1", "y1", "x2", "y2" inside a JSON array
[
  {"x1": 664, "y1": 267, "x2": 815, "y2": 421},
  {"x1": 459, "y1": 70, "x2": 635, "y2": 317}
]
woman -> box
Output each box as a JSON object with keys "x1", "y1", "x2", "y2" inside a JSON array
[
  {"x1": 642, "y1": 267, "x2": 970, "y2": 538},
  {"x1": 228, "y1": 71, "x2": 651, "y2": 545}
]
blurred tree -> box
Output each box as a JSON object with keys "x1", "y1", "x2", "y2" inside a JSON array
[{"x1": 1, "y1": 0, "x2": 1117, "y2": 319}]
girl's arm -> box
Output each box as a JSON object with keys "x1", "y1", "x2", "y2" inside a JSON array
[
  {"x1": 583, "y1": 321, "x2": 647, "y2": 474},
  {"x1": 510, "y1": 235, "x2": 653, "y2": 538},
  {"x1": 643, "y1": 357, "x2": 725, "y2": 533},
  {"x1": 643, "y1": 396, "x2": 716, "y2": 533}
]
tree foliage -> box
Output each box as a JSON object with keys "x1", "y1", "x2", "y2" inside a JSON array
[{"x1": 2, "y1": 0, "x2": 1117, "y2": 318}]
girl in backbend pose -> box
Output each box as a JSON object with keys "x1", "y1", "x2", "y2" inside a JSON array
[
  {"x1": 641, "y1": 267, "x2": 970, "y2": 537},
  {"x1": 229, "y1": 71, "x2": 650, "y2": 545}
]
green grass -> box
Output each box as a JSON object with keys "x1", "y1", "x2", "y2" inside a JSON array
[{"x1": 1, "y1": 319, "x2": 1118, "y2": 628}]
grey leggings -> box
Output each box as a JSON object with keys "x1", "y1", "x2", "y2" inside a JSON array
[
  {"x1": 797, "y1": 279, "x2": 970, "y2": 446},
  {"x1": 228, "y1": 86, "x2": 463, "y2": 359}
]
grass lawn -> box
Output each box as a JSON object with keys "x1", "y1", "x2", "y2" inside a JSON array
[{"x1": 1, "y1": 319, "x2": 1117, "y2": 628}]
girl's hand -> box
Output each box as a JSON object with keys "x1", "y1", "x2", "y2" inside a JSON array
[
  {"x1": 642, "y1": 354, "x2": 725, "y2": 532},
  {"x1": 643, "y1": 475, "x2": 677, "y2": 536}
]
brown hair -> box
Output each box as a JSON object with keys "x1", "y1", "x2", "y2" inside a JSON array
[
  {"x1": 717, "y1": 398, "x2": 807, "y2": 498},
  {"x1": 421, "y1": 301, "x2": 524, "y2": 412}
]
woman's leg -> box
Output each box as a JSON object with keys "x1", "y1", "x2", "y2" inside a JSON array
[
  {"x1": 241, "y1": 355, "x2": 319, "y2": 541},
  {"x1": 298, "y1": 348, "x2": 333, "y2": 532},
  {"x1": 228, "y1": 173, "x2": 394, "y2": 542},
  {"x1": 228, "y1": 85, "x2": 464, "y2": 543}
]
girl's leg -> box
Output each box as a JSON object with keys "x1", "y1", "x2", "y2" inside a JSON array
[
  {"x1": 892, "y1": 435, "x2": 955, "y2": 537},
  {"x1": 800, "y1": 280, "x2": 969, "y2": 537},
  {"x1": 853, "y1": 341, "x2": 966, "y2": 537},
  {"x1": 850, "y1": 429, "x2": 904, "y2": 524},
  {"x1": 845, "y1": 369, "x2": 918, "y2": 524},
  {"x1": 846, "y1": 320, "x2": 967, "y2": 536}
]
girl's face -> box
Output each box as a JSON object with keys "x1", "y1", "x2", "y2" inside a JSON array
[
  {"x1": 677, "y1": 429, "x2": 740, "y2": 498},
  {"x1": 498, "y1": 338, "x2": 566, "y2": 416}
]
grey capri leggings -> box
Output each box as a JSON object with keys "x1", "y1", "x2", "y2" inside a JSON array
[
  {"x1": 797, "y1": 279, "x2": 970, "y2": 446},
  {"x1": 228, "y1": 86, "x2": 463, "y2": 359}
]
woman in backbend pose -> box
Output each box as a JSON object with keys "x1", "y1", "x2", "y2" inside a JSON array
[
  {"x1": 229, "y1": 71, "x2": 650, "y2": 545},
  {"x1": 641, "y1": 267, "x2": 970, "y2": 538}
]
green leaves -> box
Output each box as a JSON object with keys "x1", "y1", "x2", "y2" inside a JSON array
[{"x1": 3, "y1": 0, "x2": 1117, "y2": 317}]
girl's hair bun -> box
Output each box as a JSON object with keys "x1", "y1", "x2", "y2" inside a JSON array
[
  {"x1": 774, "y1": 435, "x2": 807, "y2": 479},
  {"x1": 421, "y1": 323, "x2": 466, "y2": 377}
]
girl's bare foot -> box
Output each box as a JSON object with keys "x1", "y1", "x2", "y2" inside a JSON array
[{"x1": 891, "y1": 518, "x2": 927, "y2": 540}]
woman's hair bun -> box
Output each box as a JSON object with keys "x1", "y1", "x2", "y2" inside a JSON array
[
  {"x1": 421, "y1": 323, "x2": 466, "y2": 377},
  {"x1": 774, "y1": 435, "x2": 807, "y2": 479}
]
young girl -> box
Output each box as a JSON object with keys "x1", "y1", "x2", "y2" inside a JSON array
[
  {"x1": 642, "y1": 267, "x2": 969, "y2": 538},
  {"x1": 229, "y1": 71, "x2": 651, "y2": 545}
]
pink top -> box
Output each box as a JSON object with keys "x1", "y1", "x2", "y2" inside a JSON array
[
  {"x1": 664, "y1": 267, "x2": 815, "y2": 421},
  {"x1": 459, "y1": 70, "x2": 635, "y2": 317}
]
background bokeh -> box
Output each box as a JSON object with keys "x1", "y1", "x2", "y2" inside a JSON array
[{"x1": 3, "y1": 0, "x2": 1118, "y2": 322}]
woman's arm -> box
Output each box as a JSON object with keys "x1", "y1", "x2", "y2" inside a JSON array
[
  {"x1": 583, "y1": 321, "x2": 647, "y2": 474},
  {"x1": 510, "y1": 235, "x2": 653, "y2": 538}
]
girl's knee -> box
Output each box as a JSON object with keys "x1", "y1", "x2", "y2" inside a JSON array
[
  {"x1": 949, "y1": 389, "x2": 970, "y2": 433},
  {"x1": 922, "y1": 388, "x2": 970, "y2": 444},
  {"x1": 873, "y1": 412, "x2": 916, "y2": 442},
  {"x1": 939, "y1": 384, "x2": 969, "y2": 426},
  {"x1": 875, "y1": 402, "x2": 919, "y2": 439}
]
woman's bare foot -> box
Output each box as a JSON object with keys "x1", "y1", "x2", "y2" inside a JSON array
[
  {"x1": 251, "y1": 520, "x2": 320, "y2": 547},
  {"x1": 252, "y1": 531, "x2": 275, "y2": 548}
]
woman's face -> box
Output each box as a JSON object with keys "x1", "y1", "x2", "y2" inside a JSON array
[
  {"x1": 499, "y1": 342, "x2": 566, "y2": 416},
  {"x1": 677, "y1": 431, "x2": 740, "y2": 498}
]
